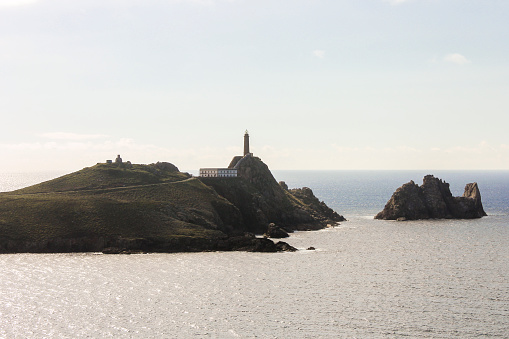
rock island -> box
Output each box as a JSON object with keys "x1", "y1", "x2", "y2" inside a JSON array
[{"x1": 375, "y1": 175, "x2": 487, "y2": 221}]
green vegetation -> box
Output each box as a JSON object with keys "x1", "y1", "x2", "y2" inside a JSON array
[
  {"x1": 0, "y1": 158, "x2": 344, "y2": 253},
  {"x1": 14, "y1": 162, "x2": 189, "y2": 194},
  {"x1": 0, "y1": 178, "x2": 229, "y2": 243},
  {"x1": 0, "y1": 163, "x2": 236, "y2": 251}
]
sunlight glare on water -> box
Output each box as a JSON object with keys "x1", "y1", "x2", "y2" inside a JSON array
[
  {"x1": 0, "y1": 216, "x2": 508, "y2": 338},
  {"x1": 0, "y1": 171, "x2": 508, "y2": 338}
]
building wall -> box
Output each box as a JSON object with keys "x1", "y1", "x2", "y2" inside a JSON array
[{"x1": 199, "y1": 168, "x2": 237, "y2": 177}]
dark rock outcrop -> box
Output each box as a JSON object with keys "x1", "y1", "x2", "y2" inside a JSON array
[
  {"x1": 0, "y1": 233, "x2": 286, "y2": 254},
  {"x1": 151, "y1": 161, "x2": 180, "y2": 173},
  {"x1": 290, "y1": 187, "x2": 346, "y2": 224},
  {"x1": 279, "y1": 181, "x2": 289, "y2": 191},
  {"x1": 201, "y1": 156, "x2": 345, "y2": 233},
  {"x1": 264, "y1": 223, "x2": 289, "y2": 238},
  {"x1": 275, "y1": 241, "x2": 298, "y2": 252},
  {"x1": 375, "y1": 175, "x2": 487, "y2": 220},
  {"x1": 216, "y1": 234, "x2": 279, "y2": 252}
]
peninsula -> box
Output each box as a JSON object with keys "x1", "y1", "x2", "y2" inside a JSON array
[{"x1": 0, "y1": 133, "x2": 344, "y2": 253}]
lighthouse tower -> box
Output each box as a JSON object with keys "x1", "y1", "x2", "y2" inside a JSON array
[{"x1": 244, "y1": 130, "x2": 250, "y2": 156}]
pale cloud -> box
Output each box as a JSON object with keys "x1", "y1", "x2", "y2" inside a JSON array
[
  {"x1": 331, "y1": 145, "x2": 419, "y2": 154},
  {"x1": 186, "y1": 0, "x2": 235, "y2": 4},
  {"x1": 0, "y1": 136, "x2": 243, "y2": 172},
  {"x1": 0, "y1": 0, "x2": 235, "y2": 10},
  {"x1": 428, "y1": 55, "x2": 439, "y2": 64},
  {"x1": 0, "y1": 135, "x2": 149, "y2": 154},
  {"x1": 330, "y1": 143, "x2": 494, "y2": 156},
  {"x1": 313, "y1": 50, "x2": 326, "y2": 59},
  {"x1": 444, "y1": 53, "x2": 471, "y2": 65},
  {"x1": 87, "y1": 0, "x2": 237, "y2": 7},
  {"x1": 328, "y1": 142, "x2": 509, "y2": 170},
  {"x1": 39, "y1": 132, "x2": 109, "y2": 140},
  {"x1": 261, "y1": 145, "x2": 294, "y2": 160},
  {"x1": 2, "y1": 136, "x2": 509, "y2": 172},
  {"x1": 383, "y1": 0, "x2": 411, "y2": 5},
  {"x1": 0, "y1": 0, "x2": 38, "y2": 8}
]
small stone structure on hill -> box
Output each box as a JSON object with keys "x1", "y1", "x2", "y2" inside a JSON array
[{"x1": 105, "y1": 155, "x2": 132, "y2": 168}]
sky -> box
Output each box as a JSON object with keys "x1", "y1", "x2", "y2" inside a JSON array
[{"x1": 1, "y1": 0, "x2": 508, "y2": 172}]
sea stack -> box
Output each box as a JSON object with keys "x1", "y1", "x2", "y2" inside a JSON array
[{"x1": 375, "y1": 175, "x2": 487, "y2": 220}]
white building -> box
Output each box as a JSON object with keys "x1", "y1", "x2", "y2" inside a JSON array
[{"x1": 199, "y1": 168, "x2": 238, "y2": 178}]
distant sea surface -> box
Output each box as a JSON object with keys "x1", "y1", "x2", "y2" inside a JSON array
[
  {"x1": 1, "y1": 170, "x2": 508, "y2": 338},
  {"x1": 0, "y1": 171, "x2": 68, "y2": 193}
]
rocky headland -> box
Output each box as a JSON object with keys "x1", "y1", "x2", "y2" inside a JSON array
[
  {"x1": 375, "y1": 175, "x2": 487, "y2": 220},
  {"x1": 201, "y1": 154, "x2": 345, "y2": 234},
  {"x1": 0, "y1": 157, "x2": 344, "y2": 253}
]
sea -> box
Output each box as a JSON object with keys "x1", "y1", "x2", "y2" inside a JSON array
[{"x1": 0, "y1": 170, "x2": 508, "y2": 338}]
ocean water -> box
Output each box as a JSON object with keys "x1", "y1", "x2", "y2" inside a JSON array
[
  {"x1": 0, "y1": 171, "x2": 508, "y2": 338},
  {"x1": 273, "y1": 170, "x2": 509, "y2": 217},
  {"x1": 0, "y1": 171, "x2": 68, "y2": 193}
]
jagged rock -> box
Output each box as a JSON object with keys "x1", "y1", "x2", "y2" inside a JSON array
[
  {"x1": 307, "y1": 246, "x2": 316, "y2": 250},
  {"x1": 290, "y1": 187, "x2": 346, "y2": 223},
  {"x1": 102, "y1": 247, "x2": 122, "y2": 254},
  {"x1": 228, "y1": 156, "x2": 243, "y2": 169},
  {"x1": 218, "y1": 235, "x2": 278, "y2": 252},
  {"x1": 201, "y1": 156, "x2": 345, "y2": 233},
  {"x1": 151, "y1": 161, "x2": 179, "y2": 172},
  {"x1": 375, "y1": 175, "x2": 487, "y2": 220},
  {"x1": 264, "y1": 223, "x2": 289, "y2": 238},
  {"x1": 279, "y1": 181, "x2": 289, "y2": 191},
  {"x1": 102, "y1": 247, "x2": 144, "y2": 254},
  {"x1": 275, "y1": 241, "x2": 297, "y2": 252}
]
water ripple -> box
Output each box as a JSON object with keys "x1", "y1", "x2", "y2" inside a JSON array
[{"x1": 1, "y1": 217, "x2": 508, "y2": 338}]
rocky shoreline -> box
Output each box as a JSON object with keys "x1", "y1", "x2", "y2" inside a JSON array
[{"x1": 0, "y1": 233, "x2": 302, "y2": 254}]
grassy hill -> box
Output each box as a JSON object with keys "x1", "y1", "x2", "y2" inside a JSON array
[
  {"x1": 14, "y1": 162, "x2": 189, "y2": 194},
  {"x1": 0, "y1": 158, "x2": 345, "y2": 253},
  {"x1": 0, "y1": 162, "x2": 243, "y2": 252}
]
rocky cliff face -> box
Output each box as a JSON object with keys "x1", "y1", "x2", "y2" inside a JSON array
[
  {"x1": 201, "y1": 155, "x2": 345, "y2": 233},
  {"x1": 289, "y1": 187, "x2": 346, "y2": 225},
  {"x1": 375, "y1": 175, "x2": 487, "y2": 220}
]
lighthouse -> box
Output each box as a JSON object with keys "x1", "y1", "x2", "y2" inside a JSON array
[{"x1": 244, "y1": 130, "x2": 250, "y2": 156}]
